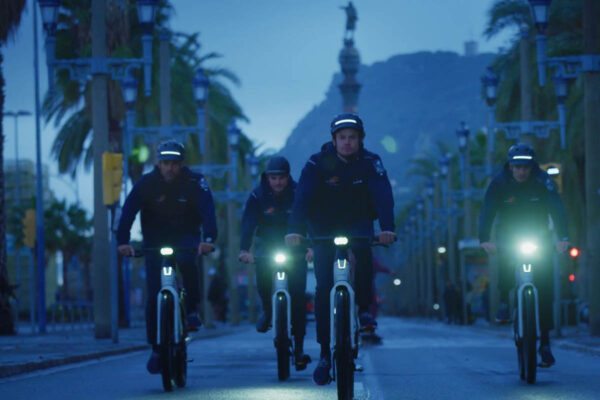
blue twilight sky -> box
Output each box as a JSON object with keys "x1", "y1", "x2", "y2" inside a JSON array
[{"x1": 2, "y1": 0, "x2": 515, "y2": 213}]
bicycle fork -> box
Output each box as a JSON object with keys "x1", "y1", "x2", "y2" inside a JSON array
[
  {"x1": 330, "y1": 256, "x2": 358, "y2": 354},
  {"x1": 272, "y1": 269, "x2": 292, "y2": 347},
  {"x1": 515, "y1": 264, "x2": 541, "y2": 341},
  {"x1": 156, "y1": 265, "x2": 183, "y2": 344}
]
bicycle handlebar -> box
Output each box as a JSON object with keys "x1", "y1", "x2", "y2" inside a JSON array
[{"x1": 130, "y1": 246, "x2": 211, "y2": 258}]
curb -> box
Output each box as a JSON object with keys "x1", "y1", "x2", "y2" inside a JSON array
[{"x1": 0, "y1": 324, "x2": 251, "y2": 379}]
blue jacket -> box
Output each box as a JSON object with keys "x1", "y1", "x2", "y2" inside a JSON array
[
  {"x1": 288, "y1": 142, "x2": 395, "y2": 236},
  {"x1": 478, "y1": 162, "x2": 568, "y2": 244},
  {"x1": 117, "y1": 166, "x2": 217, "y2": 247},
  {"x1": 240, "y1": 173, "x2": 297, "y2": 252}
]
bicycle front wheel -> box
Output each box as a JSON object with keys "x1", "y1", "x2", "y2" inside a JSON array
[
  {"x1": 160, "y1": 292, "x2": 175, "y2": 392},
  {"x1": 522, "y1": 287, "x2": 537, "y2": 384},
  {"x1": 334, "y1": 288, "x2": 354, "y2": 400}
]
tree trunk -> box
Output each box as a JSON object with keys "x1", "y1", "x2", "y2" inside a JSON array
[{"x1": 0, "y1": 51, "x2": 17, "y2": 334}]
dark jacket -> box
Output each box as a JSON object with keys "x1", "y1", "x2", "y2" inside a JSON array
[
  {"x1": 117, "y1": 166, "x2": 217, "y2": 247},
  {"x1": 240, "y1": 173, "x2": 297, "y2": 252},
  {"x1": 288, "y1": 142, "x2": 395, "y2": 236},
  {"x1": 478, "y1": 162, "x2": 568, "y2": 244}
]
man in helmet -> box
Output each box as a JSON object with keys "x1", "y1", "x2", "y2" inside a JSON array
[
  {"x1": 239, "y1": 156, "x2": 312, "y2": 371},
  {"x1": 285, "y1": 113, "x2": 396, "y2": 385},
  {"x1": 479, "y1": 143, "x2": 569, "y2": 367},
  {"x1": 117, "y1": 140, "x2": 217, "y2": 374}
]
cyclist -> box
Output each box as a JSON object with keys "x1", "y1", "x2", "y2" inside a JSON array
[
  {"x1": 239, "y1": 156, "x2": 312, "y2": 370},
  {"x1": 117, "y1": 140, "x2": 217, "y2": 374},
  {"x1": 285, "y1": 113, "x2": 396, "y2": 385},
  {"x1": 479, "y1": 143, "x2": 569, "y2": 367}
]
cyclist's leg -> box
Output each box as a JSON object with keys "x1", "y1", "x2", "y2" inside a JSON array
[
  {"x1": 352, "y1": 243, "x2": 373, "y2": 315},
  {"x1": 313, "y1": 243, "x2": 335, "y2": 353},
  {"x1": 534, "y1": 250, "x2": 554, "y2": 342},
  {"x1": 145, "y1": 252, "x2": 162, "y2": 345},
  {"x1": 255, "y1": 256, "x2": 273, "y2": 315},
  {"x1": 177, "y1": 251, "x2": 199, "y2": 314},
  {"x1": 289, "y1": 256, "x2": 308, "y2": 339}
]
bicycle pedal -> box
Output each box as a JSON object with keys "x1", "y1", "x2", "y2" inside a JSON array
[{"x1": 354, "y1": 364, "x2": 364, "y2": 372}]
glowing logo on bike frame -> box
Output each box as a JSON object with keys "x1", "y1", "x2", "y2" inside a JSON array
[
  {"x1": 336, "y1": 259, "x2": 347, "y2": 269},
  {"x1": 277, "y1": 272, "x2": 286, "y2": 281},
  {"x1": 522, "y1": 264, "x2": 532, "y2": 273},
  {"x1": 163, "y1": 266, "x2": 173, "y2": 276}
]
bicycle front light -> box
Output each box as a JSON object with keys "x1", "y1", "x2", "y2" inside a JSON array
[
  {"x1": 334, "y1": 236, "x2": 349, "y2": 246},
  {"x1": 274, "y1": 252, "x2": 287, "y2": 265},
  {"x1": 160, "y1": 247, "x2": 174, "y2": 256},
  {"x1": 519, "y1": 241, "x2": 538, "y2": 255}
]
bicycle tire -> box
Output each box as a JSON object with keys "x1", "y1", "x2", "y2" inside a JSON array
[
  {"x1": 522, "y1": 287, "x2": 537, "y2": 384},
  {"x1": 275, "y1": 293, "x2": 290, "y2": 381},
  {"x1": 160, "y1": 292, "x2": 175, "y2": 392},
  {"x1": 175, "y1": 294, "x2": 187, "y2": 388},
  {"x1": 334, "y1": 288, "x2": 354, "y2": 400}
]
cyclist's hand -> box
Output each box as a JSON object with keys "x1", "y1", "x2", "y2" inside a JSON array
[
  {"x1": 481, "y1": 241, "x2": 497, "y2": 255},
  {"x1": 199, "y1": 242, "x2": 215, "y2": 255},
  {"x1": 305, "y1": 248, "x2": 314, "y2": 262},
  {"x1": 555, "y1": 240, "x2": 569, "y2": 254},
  {"x1": 378, "y1": 231, "x2": 397, "y2": 245},
  {"x1": 238, "y1": 250, "x2": 254, "y2": 264},
  {"x1": 285, "y1": 233, "x2": 303, "y2": 247},
  {"x1": 118, "y1": 244, "x2": 134, "y2": 256}
]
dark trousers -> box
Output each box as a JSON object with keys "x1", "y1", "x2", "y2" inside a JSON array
[
  {"x1": 145, "y1": 251, "x2": 199, "y2": 344},
  {"x1": 256, "y1": 252, "x2": 308, "y2": 338},
  {"x1": 497, "y1": 248, "x2": 554, "y2": 333},
  {"x1": 314, "y1": 242, "x2": 373, "y2": 346}
]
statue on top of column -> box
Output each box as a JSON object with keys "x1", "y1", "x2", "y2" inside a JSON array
[{"x1": 340, "y1": 1, "x2": 358, "y2": 40}]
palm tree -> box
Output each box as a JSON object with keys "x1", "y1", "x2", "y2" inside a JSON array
[
  {"x1": 0, "y1": 0, "x2": 27, "y2": 335},
  {"x1": 43, "y1": 2, "x2": 248, "y2": 183}
]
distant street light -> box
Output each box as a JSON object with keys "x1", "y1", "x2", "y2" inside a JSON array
[
  {"x1": 393, "y1": 278, "x2": 401, "y2": 286},
  {"x1": 437, "y1": 246, "x2": 447, "y2": 254}
]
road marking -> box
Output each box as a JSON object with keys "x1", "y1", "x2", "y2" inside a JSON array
[{"x1": 354, "y1": 381, "x2": 369, "y2": 399}]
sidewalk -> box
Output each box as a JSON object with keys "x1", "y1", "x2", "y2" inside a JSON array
[
  {"x1": 435, "y1": 318, "x2": 600, "y2": 357},
  {"x1": 0, "y1": 321, "x2": 252, "y2": 379}
]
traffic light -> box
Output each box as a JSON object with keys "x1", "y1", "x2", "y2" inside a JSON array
[
  {"x1": 132, "y1": 143, "x2": 150, "y2": 164},
  {"x1": 102, "y1": 152, "x2": 123, "y2": 205},
  {"x1": 567, "y1": 246, "x2": 580, "y2": 297},
  {"x1": 22, "y1": 209, "x2": 36, "y2": 248},
  {"x1": 540, "y1": 162, "x2": 562, "y2": 193}
]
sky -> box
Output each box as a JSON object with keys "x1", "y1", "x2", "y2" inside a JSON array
[{"x1": 2, "y1": 0, "x2": 514, "y2": 214}]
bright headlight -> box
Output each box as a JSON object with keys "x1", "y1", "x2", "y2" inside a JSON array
[
  {"x1": 274, "y1": 253, "x2": 287, "y2": 264},
  {"x1": 519, "y1": 242, "x2": 538, "y2": 255},
  {"x1": 160, "y1": 247, "x2": 174, "y2": 256},
  {"x1": 334, "y1": 236, "x2": 349, "y2": 246}
]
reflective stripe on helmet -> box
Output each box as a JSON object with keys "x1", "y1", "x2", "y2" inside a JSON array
[{"x1": 334, "y1": 119, "x2": 358, "y2": 126}]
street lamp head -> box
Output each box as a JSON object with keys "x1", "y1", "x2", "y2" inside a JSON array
[
  {"x1": 121, "y1": 73, "x2": 138, "y2": 109},
  {"x1": 136, "y1": 0, "x2": 159, "y2": 32},
  {"x1": 192, "y1": 69, "x2": 210, "y2": 106},
  {"x1": 38, "y1": 0, "x2": 60, "y2": 36},
  {"x1": 425, "y1": 179, "x2": 434, "y2": 198},
  {"x1": 481, "y1": 67, "x2": 499, "y2": 106},
  {"x1": 246, "y1": 155, "x2": 260, "y2": 178},
  {"x1": 528, "y1": 0, "x2": 552, "y2": 35},
  {"x1": 439, "y1": 155, "x2": 450, "y2": 178},
  {"x1": 456, "y1": 121, "x2": 470, "y2": 152},
  {"x1": 552, "y1": 73, "x2": 568, "y2": 104},
  {"x1": 227, "y1": 119, "x2": 241, "y2": 147}
]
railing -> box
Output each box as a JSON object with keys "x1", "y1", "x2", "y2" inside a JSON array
[{"x1": 49, "y1": 301, "x2": 94, "y2": 331}]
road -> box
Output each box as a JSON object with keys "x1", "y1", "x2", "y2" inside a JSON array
[{"x1": 2, "y1": 317, "x2": 600, "y2": 399}]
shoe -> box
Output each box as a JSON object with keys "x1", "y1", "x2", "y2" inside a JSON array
[
  {"x1": 495, "y1": 302, "x2": 511, "y2": 324},
  {"x1": 146, "y1": 351, "x2": 161, "y2": 374},
  {"x1": 359, "y1": 312, "x2": 378, "y2": 332},
  {"x1": 313, "y1": 356, "x2": 332, "y2": 385},
  {"x1": 294, "y1": 352, "x2": 312, "y2": 371},
  {"x1": 539, "y1": 345, "x2": 556, "y2": 367},
  {"x1": 187, "y1": 312, "x2": 202, "y2": 332},
  {"x1": 255, "y1": 311, "x2": 272, "y2": 333}
]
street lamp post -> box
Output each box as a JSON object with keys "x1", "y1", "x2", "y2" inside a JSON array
[
  {"x1": 409, "y1": 211, "x2": 418, "y2": 315},
  {"x1": 226, "y1": 120, "x2": 241, "y2": 325},
  {"x1": 424, "y1": 181, "x2": 435, "y2": 318},
  {"x1": 439, "y1": 155, "x2": 456, "y2": 285},
  {"x1": 39, "y1": 0, "x2": 159, "y2": 339},
  {"x1": 482, "y1": 68, "x2": 499, "y2": 178},
  {"x1": 3, "y1": 110, "x2": 32, "y2": 320},
  {"x1": 528, "y1": 0, "x2": 600, "y2": 335},
  {"x1": 416, "y1": 198, "x2": 425, "y2": 315},
  {"x1": 456, "y1": 122, "x2": 472, "y2": 238}
]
